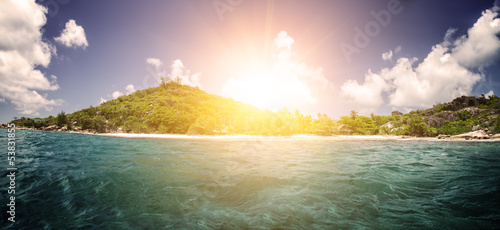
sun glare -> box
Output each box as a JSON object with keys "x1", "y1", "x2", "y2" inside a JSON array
[
  {"x1": 222, "y1": 65, "x2": 316, "y2": 111},
  {"x1": 221, "y1": 31, "x2": 327, "y2": 111},
  {"x1": 224, "y1": 68, "x2": 277, "y2": 110}
]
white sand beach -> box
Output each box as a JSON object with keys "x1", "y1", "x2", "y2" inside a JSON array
[{"x1": 96, "y1": 133, "x2": 406, "y2": 140}]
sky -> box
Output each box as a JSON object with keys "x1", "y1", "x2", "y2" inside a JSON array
[{"x1": 1, "y1": 0, "x2": 500, "y2": 123}]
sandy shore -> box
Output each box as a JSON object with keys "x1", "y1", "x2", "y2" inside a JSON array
[
  {"x1": 96, "y1": 133, "x2": 500, "y2": 142},
  {"x1": 7, "y1": 129, "x2": 500, "y2": 141},
  {"x1": 96, "y1": 133, "x2": 407, "y2": 140}
]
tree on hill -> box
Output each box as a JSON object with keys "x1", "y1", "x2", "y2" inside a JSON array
[
  {"x1": 350, "y1": 110, "x2": 358, "y2": 120},
  {"x1": 57, "y1": 111, "x2": 67, "y2": 127}
]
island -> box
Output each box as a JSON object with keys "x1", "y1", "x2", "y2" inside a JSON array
[{"x1": 3, "y1": 79, "x2": 500, "y2": 140}]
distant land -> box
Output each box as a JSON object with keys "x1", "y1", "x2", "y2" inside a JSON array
[{"x1": 4, "y1": 79, "x2": 500, "y2": 139}]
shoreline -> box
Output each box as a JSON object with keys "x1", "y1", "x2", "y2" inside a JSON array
[
  {"x1": 96, "y1": 133, "x2": 408, "y2": 140},
  {"x1": 96, "y1": 133, "x2": 488, "y2": 141},
  {"x1": 4, "y1": 127, "x2": 500, "y2": 141}
]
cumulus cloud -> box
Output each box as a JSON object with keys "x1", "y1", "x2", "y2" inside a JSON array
[
  {"x1": 382, "y1": 46, "x2": 401, "y2": 61},
  {"x1": 0, "y1": 0, "x2": 62, "y2": 115},
  {"x1": 144, "y1": 58, "x2": 202, "y2": 89},
  {"x1": 451, "y1": 7, "x2": 500, "y2": 67},
  {"x1": 485, "y1": 90, "x2": 495, "y2": 97},
  {"x1": 146, "y1": 58, "x2": 164, "y2": 68},
  {"x1": 54, "y1": 19, "x2": 88, "y2": 49},
  {"x1": 340, "y1": 4, "x2": 499, "y2": 112},
  {"x1": 143, "y1": 57, "x2": 166, "y2": 88},
  {"x1": 125, "y1": 84, "x2": 136, "y2": 94},
  {"x1": 395, "y1": 46, "x2": 402, "y2": 53},
  {"x1": 388, "y1": 46, "x2": 481, "y2": 107},
  {"x1": 112, "y1": 91, "x2": 123, "y2": 99},
  {"x1": 340, "y1": 70, "x2": 388, "y2": 113},
  {"x1": 102, "y1": 84, "x2": 137, "y2": 103},
  {"x1": 222, "y1": 31, "x2": 331, "y2": 110},
  {"x1": 167, "y1": 59, "x2": 203, "y2": 89},
  {"x1": 382, "y1": 50, "x2": 393, "y2": 61}
]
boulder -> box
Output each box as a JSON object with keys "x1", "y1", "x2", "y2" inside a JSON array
[
  {"x1": 45, "y1": 125, "x2": 59, "y2": 131},
  {"x1": 448, "y1": 96, "x2": 480, "y2": 111},
  {"x1": 450, "y1": 130, "x2": 489, "y2": 140},
  {"x1": 437, "y1": 134, "x2": 450, "y2": 139},
  {"x1": 478, "y1": 115, "x2": 497, "y2": 125},
  {"x1": 424, "y1": 109, "x2": 435, "y2": 116},
  {"x1": 381, "y1": 121, "x2": 395, "y2": 129},
  {"x1": 424, "y1": 116, "x2": 446, "y2": 128},
  {"x1": 478, "y1": 94, "x2": 486, "y2": 104},
  {"x1": 458, "y1": 107, "x2": 486, "y2": 117},
  {"x1": 435, "y1": 111, "x2": 456, "y2": 122},
  {"x1": 424, "y1": 111, "x2": 456, "y2": 128},
  {"x1": 391, "y1": 111, "x2": 403, "y2": 116},
  {"x1": 490, "y1": 134, "x2": 500, "y2": 139}
]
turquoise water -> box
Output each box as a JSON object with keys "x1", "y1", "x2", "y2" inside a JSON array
[{"x1": 1, "y1": 130, "x2": 500, "y2": 229}]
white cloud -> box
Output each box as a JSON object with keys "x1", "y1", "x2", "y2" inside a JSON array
[
  {"x1": 111, "y1": 91, "x2": 123, "y2": 99},
  {"x1": 395, "y1": 46, "x2": 402, "y2": 53},
  {"x1": 54, "y1": 19, "x2": 88, "y2": 49},
  {"x1": 452, "y1": 7, "x2": 500, "y2": 67},
  {"x1": 167, "y1": 59, "x2": 203, "y2": 89},
  {"x1": 144, "y1": 57, "x2": 166, "y2": 88},
  {"x1": 273, "y1": 31, "x2": 295, "y2": 60},
  {"x1": 386, "y1": 46, "x2": 481, "y2": 107},
  {"x1": 341, "y1": 4, "x2": 499, "y2": 112},
  {"x1": 125, "y1": 84, "x2": 136, "y2": 94},
  {"x1": 485, "y1": 90, "x2": 495, "y2": 97},
  {"x1": 382, "y1": 46, "x2": 401, "y2": 61},
  {"x1": 145, "y1": 58, "x2": 203, "y2": 89},
  {"x1": 146, "y1": 58, "x2": 163, "y2": 68},
  {"x1": 340, "y1": 70, "x2": 388, "y2": 113},
  {"x1": 382, "y1": 50, "x2": 393, "y2": 61},
  {"x1": 102, "y1": 84, "x2": 136, "y2": 103},
  {"x1": 222, "y1": 31, "x2": 331, "y2": 110},
  {"x1": 0, "y1": 0, "x2": 62, "y2": 115}
]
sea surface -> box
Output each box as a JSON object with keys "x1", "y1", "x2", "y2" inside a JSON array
[{"x1": 1, "y1": 130, "x2": 500, "y2": 229}]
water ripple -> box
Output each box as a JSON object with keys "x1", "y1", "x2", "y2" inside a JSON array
[{"x1": 1, "y1": 130, "x2": 499, "y2": 229}]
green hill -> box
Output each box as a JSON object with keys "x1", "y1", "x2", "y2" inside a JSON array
[
  {"x1": 379, "y1": 95, "x2": 500, "y2": 136},
  {"x1": 10, "y1": 79, "x2": 336, "y2": 135}
]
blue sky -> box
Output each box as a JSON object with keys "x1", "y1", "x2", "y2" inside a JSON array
[{"x1": 1, "y1": 0, "x2": 499, "y2": 123}]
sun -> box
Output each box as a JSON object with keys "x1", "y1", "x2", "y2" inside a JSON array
[
  {"x1": 223, "y1": 67, "x2": 276, "y2": 110},
  {"x1": 221, "y1": 31, "x2": 326, "y2": 111},
  {"x1": 222, "y1": 65, "x2": 315, "y2": 111}
]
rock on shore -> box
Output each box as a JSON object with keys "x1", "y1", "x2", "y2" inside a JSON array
[{"x1": 448, "y1": 130, "x2": 490, "y2": 140}]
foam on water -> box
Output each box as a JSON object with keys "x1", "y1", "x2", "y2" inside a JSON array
[{"x1": 1, "y1": 130, "x2": 499, "y2": 229}]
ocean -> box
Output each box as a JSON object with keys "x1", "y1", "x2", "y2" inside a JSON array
[{"x1": 1, "y1": 129, "x2": 499, "y2": 229}]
